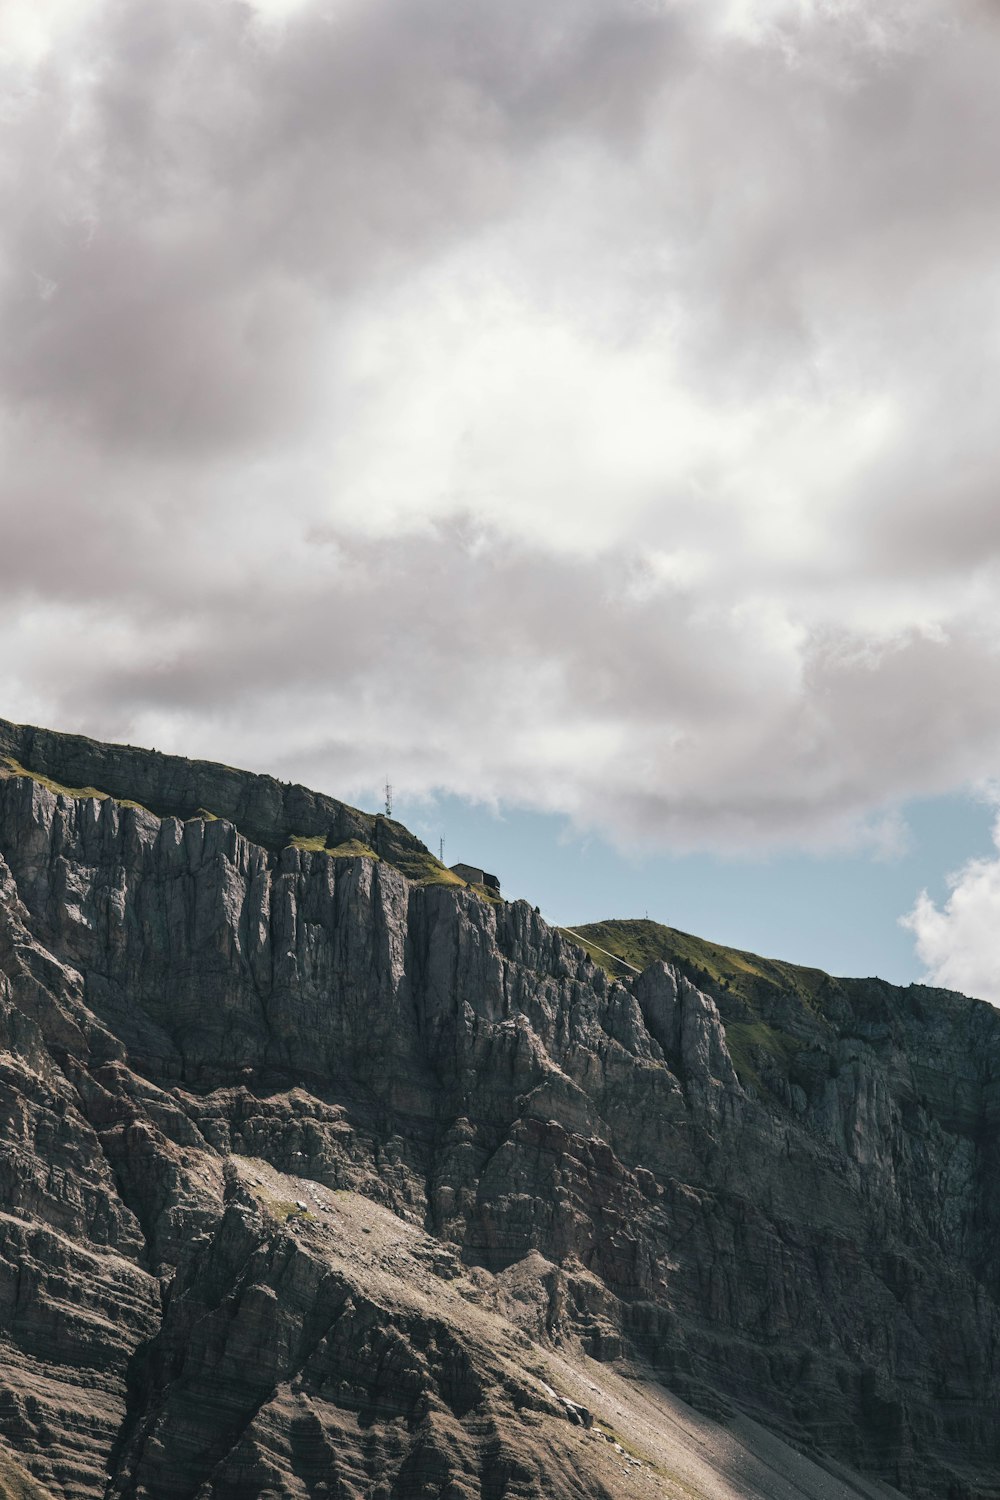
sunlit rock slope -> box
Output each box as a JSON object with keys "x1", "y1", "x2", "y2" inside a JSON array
[{"x1": 0, "y1": 716, "x2": 996, "y2": 1499}]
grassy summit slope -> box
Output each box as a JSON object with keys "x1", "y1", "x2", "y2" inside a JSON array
[
  {"x1": 568, "y1": 918, "x2": 977, "y2": 1115},
  {"x1": 569, "y1": 917, "x2": 849, "y2": 1091},
  {"x1": 569, "y1": 917, "x2": 837, "y2": 1012}
]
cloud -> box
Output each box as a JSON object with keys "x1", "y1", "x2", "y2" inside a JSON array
[
  {"x1": 901, "y1": 812, "x2": 1000, "y2": 1004},
  {"x1": 3, "y1": 0, "x2": 1000, "y2": 852}
]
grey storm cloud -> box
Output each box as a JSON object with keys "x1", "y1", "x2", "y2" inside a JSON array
[
  {"x1": 1, "y1": 0, "x2": 685, "y2": 450},
  {"x1": 3, "y1": 0, "x2": 1000, "y2": 851}
]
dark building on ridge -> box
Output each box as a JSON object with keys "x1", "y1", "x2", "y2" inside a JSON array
[{"x1": 450, "y1": 863, "x2": 500, "y2": 894}]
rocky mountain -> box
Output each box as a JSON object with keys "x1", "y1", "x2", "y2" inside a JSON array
[{"x1": 0, "y1": 716, "x2": 997, "y2": 1499}]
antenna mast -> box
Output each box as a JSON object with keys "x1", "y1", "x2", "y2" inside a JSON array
[{"x1": 384, "y1": 779, "x2": 393, "y2": 818}]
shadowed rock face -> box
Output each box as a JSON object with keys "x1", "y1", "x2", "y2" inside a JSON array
[{"x1": 0, "y1": 720, "x2": 997, "y2": 1499}]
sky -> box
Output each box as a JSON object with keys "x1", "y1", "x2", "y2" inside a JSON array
[{"x1": 2, "y1": 0, "x2": 1000, "y2": 996}]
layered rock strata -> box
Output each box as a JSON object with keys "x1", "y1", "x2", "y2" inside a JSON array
[{"x1": 0, "y1": 720, "x2": 996, "y2": 1497}]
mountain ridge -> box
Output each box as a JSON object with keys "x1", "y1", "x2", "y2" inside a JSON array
[
  {"x1": 0, "y1": 719, "x2": 998, "y2": 1497},
  {"x1": 0, "y1": 715, "x2": 466, "y2": 889},
  {"x1": 567, "y1": 917, "x2": 983, "y2": 1104}
]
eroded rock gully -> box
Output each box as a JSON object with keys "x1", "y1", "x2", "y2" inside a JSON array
[{"x1": 0, "y1": 720, "x2": 997, "y2": 1499}]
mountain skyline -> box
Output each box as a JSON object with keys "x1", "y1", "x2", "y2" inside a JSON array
[
  {"x1": 3, "y1": 0, "x2": 1000, "y2": 995},
  {"x1": 0, "y1": 712, "x2": 997, "y2": 1497}
]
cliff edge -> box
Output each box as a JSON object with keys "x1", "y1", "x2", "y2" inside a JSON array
[{"x1": 0, "y1": 718, "x2": 996, "y2": 1498}]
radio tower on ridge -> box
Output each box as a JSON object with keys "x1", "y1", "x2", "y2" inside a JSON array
[{"x1": 384, "y1": 779, "x2": 393, "y2": 818}]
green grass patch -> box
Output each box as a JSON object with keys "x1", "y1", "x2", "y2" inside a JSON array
[
  {"x1": 287, "y1": 832, "x2": 473, "y2": 889},
  {"x1": 569, "y1": 918, "x2": 835, "y2": 1015},
  {"x1": 1, "y1": 757, "x2": 156, "y2": 816},
  {"x1": 724, "y1": 1019, "x2": 803, "y2": 1090},
  {"x1": 470, "y1": 881, "x2": 503, "y2": 904},
  {"x1": 326, "y1": 839, "x2": 379, "y2": 860},
  {"x1": 391, "y1": 848, "x2": 469, "y2": 888},
  {"x1": 559, "y1": 929, "x2": 638, "y2": 975},
  {"x1": 287, "y1": 833, "x2": 328, "y2": 854},
  {"x1": 287, "y1": 834, "x2": 380, "y2": 860},
  {"x1": 0, "y1": 756, "x2": 160, "y2": 814},
  {"x1": 1, "y1": 755, "x2": 109, "y2": 801},
  {"x1": 259, "y1": 1194, "x2": 316, "y2": 1223}
]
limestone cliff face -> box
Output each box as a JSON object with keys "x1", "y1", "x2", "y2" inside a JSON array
[{"x1": 0, "y1": 721, "x2": 998, "y2": 1499}]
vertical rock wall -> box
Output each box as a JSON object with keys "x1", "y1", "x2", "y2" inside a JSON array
[{"x1": 0, "y1": 757, "x2": 998, "y2": 1496}]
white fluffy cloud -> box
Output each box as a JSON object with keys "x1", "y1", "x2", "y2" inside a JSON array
[
  {"x1": 901, "y1": 813, "x2": 1000, "y2": 1004},
  {"x1": 3, "y1": 0, "x2": 1000, "y2": 853}
]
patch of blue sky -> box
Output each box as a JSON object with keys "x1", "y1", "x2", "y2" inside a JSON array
[{"x1": 387, "y1": 790, "x2": 997, "y2": 987}]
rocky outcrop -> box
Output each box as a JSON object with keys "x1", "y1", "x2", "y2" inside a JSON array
[
  {"x1": 0, "y1": 716, "x2": 434, "y2": 878},
  {"x1": 0, "y1": 724, "x2": 997, "y2": 1497}
]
